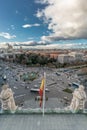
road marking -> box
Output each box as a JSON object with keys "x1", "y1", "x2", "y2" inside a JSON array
[{"x1": 15, "y1": 94, "x2": 26, "y2": 98}]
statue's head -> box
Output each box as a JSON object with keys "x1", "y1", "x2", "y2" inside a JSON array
[
  {"x1": 2, "y1": 84, "x2": 9, "y2": 90},
  {"x1": 78, "y1": 85, "x2": 84, "y2": 91}
]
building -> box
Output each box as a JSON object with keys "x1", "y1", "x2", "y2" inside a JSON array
[
  {"x1": 68, "y1": 52, "x2": 84, "y2": 61},
  {"x1": 0, "y1": 52, "x2": 22, "y2": 62},
  {"x1": 0, "y1": 113, "x2": 87, "y2": 130},
  {"x1": 58, "y1": 52, "x2": 84, "y2": 64},
  {"x1": 83, "y1": 55, "x2": 87, "y2": 62},
  {"x1": 50, "y1": 53, "x2": 58, "y2": 59},
  {"x1": 58, "y1": 54, "x2": 74, "y2": 64}
]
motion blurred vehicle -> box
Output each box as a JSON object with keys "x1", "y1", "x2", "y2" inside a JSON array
[{"x1": 30, "y1": 87, "x2": 49, "y2": 92}]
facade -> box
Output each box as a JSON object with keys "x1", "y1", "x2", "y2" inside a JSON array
[
  {"x1": 50, "y1": 53, "x2": 58, "y2": 59},
  {"x1": 83, "y1": 55, "x2": 87, "y2": 62},
  {"x1": 58, "y1": 54, "x2": 74, "y2": 64},
  {"x1": 69, "y1": 52, "x2": 84, "y2": 61},
  {"x1": 58, "y1": 52, "x2": 84, "y2": 64},
  {"x1": 0, "y1": 52, "x2": 22, "y2": 61}
]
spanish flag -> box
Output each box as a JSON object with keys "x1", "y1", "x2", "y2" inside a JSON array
[{"x1": 39, "y1": 78, "x2": 45, "y2": 107}]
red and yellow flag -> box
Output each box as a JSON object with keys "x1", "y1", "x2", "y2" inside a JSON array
[{"x1": 39, "y1": 78, "x2": 45, "y2": 107}]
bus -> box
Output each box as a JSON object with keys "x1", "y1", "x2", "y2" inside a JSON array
[{"x1": 72, "y1": 82, "x2": 79, "y2": 88}]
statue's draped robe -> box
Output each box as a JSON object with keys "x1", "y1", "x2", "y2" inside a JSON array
[
  {"x1": 0, "y1": 88, "x2": 17, "y2": 111},
  {"x1": 69, "y1": 88, "x2": 86, "y2": 111}
]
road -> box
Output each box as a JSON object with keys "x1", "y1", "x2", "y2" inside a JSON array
[{"x1": 0, "y1": 60, "x2": 86, "y2": 108}]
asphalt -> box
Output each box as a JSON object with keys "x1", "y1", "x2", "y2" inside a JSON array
[{"x1": 0, "y1": 60, "x2": 87, "y2": 108}]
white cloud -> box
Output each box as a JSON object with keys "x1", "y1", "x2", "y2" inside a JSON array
[
  {"x1": 36, "y1": 10, "x2": 44, "y2": 18},
  {"x1": 41, "y1": 35, "x2": 53, "y2": 42},
  {"x1": 22, "y1": 23, "x2": 40, "y2": 28},
  {"x1": 14, "y1": 41, "x2": 37, "y2": 46},
  {"x1": 35, "y1": 0, "x2": 48, "y2": 4},
  {"x1": 16, "y1": 42, "x2": 87, "y2": 49},
  {"x1": 38, "y1": 40, "x2": 47, "y2": 44},
  {"x1": 36, "y1": 0, "x2": 87, "y2": 41},
  {"x1": 6, "y1": 40, "x2": 47, "y2": 47},
  {"x1": 0, "y1": 41, "x2": 87, "y2": 49},
  {"x1": 0, "y1": 32, "x2": 16, "y2": 39},
  {"x1": 22, "y1": 24, "x2": 32, "y2": 28},
  {"x1": 14, "y1": 40, "x2": 47, "y2": 46},
  {"x1": 33, "y1": 23, "x2": 40, "y2": 26}
]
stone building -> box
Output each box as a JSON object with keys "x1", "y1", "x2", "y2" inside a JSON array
[{"x1": 58, "y1": 54, "x2": 74, "y2": 64}]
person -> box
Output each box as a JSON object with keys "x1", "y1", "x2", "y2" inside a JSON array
[
  {"x1": 0, "y1": 84, "x2": 17, "y2": 111},
  {"x1": 67, "y1": 85, "x2": 86, "y2": 112}
]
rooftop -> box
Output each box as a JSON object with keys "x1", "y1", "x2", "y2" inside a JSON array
[{"x1": 0, "y1": 114, "x2": 87, "y2": 130}]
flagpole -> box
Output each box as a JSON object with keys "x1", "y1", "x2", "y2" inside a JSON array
[{"x1": 42, "y1": 72, "x2": 46, "y2": 116}]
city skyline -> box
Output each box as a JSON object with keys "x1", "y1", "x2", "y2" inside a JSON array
[{"x1": 0, "y1": 0, "x2": 87, "y2": 49}]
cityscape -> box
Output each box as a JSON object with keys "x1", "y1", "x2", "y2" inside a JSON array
[
  {"x1": 0, "y1": 45, "x2": 87, "y2": 110},
  {"x1": 0, "y1": 0, "x2": 87, "y2": 129}
]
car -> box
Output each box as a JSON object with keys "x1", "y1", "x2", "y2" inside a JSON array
[
  {"x1": 35, "y1": 96, "x2": 48, "y2": 101},
  {"x1": 3, "y1": 75, "x2": 7, "y2": 80},
  {"x1": 30, "y1": 88, "x2": 49, "y2": 92},
  {"x1": 0, "y1": 77, "x2": 4, "y2": 86},
  {"x1": 72, "y1": 82, "x2": 79, "y2": 88},
  {"x1": 55, "y1": 72, "x2": 61, "y2": 76}
]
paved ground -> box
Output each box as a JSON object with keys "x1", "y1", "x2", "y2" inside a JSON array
[
  {"x1": 23, "y1": 98, "x2": 66, "y2": 109},
  {"x1": 0, "y1": 114, "x2": 87, "y2": 130},
  {"x1": 0, "y1": 60, "x2": 87, "y2": 108}
]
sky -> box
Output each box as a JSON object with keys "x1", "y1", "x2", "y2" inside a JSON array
[{"x1": 0, "y1": 0, "x2": 87, "y2": 49}]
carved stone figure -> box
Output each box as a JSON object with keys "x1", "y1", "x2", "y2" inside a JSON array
[
  {"x1": 0, "y1": 84, "x2": 17, "y2": 111},
  {"x1": 68, "y1": 85, "x2": 86, "y2": 112}
]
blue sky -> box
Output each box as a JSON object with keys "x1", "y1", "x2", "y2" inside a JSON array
[
  {"x1": 0, "y1": 0, "x2": 47, "y2": 42},
  {"x1": 0, "y1": 0, "x2": 87, "y2": 49}
]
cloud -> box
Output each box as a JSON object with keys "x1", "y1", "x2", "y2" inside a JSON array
[
  {"x1": 0, "y1": 41, "x2": 87, "y2": 49},
  {"x1": 0, "y1": 32, "x2": 16, "y2": 39},
  {"x1": 14, "y1": 40, "x2": 47, "y2": 46},
  {"x1": 13, "y1": 42, "x2": 87, "y2": 49},
  {"x1": 41, "y1": 35, "x2": 81, "y2": 42},
  {"x1": 11, "y1": 25, "x2": 15, "y2": 30},
  {"x1": 28, "y1": 37, "x2": 34, "y2": 40},
  {"x1": 14, "y1": 41, "x2": 37, "y2": 46},
  {"x1": 36, "y1": 9, "x2": 44, "y2": 18},
  {"x1": 15, "y1": 10, "x2": 21, "y2": 15},
  {"x1": 36, "y1": 0, "x2": 87, "y2": 41},
  {"x1": 33, "y1": 23, "x2": 40, "y2": 26},
  {"x1": 24, "y1": 16, "x2": 28, "y2": 21},
  {"x1": 22, "y1": 24, "x2": 32, "y2": 28},
  {"x1": 16, "y1": 10, "x2": 18, "y2": 14},
  {"x1": 35, "y1": 0, "x2": 48, "y2": 4},
  {"x1": 22, "y1": 23, "x2": 40, "y2": 28}
]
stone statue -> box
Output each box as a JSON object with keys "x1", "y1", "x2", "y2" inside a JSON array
[
  {"x1": 0, "y1": 84, "x2": 17, "y2": 112},
  {"x1": 67, "y1": 85, "x2": 86, "y2": 112}
]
